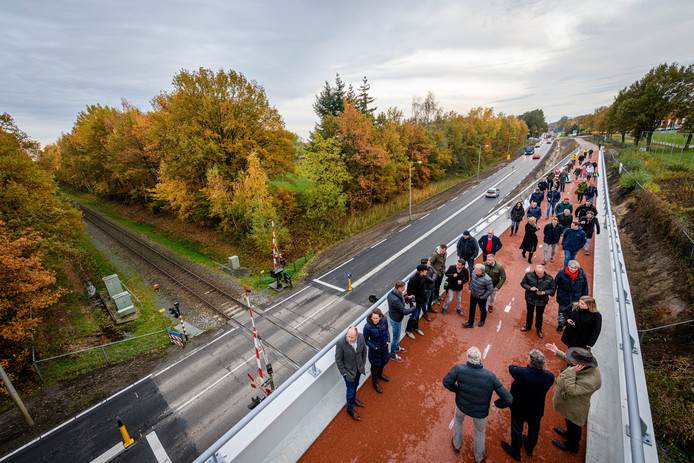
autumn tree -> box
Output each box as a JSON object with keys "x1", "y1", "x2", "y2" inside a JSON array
[
  {"x1": 297, "y1": 134, "x2": 350, "y2": 228},
  {"x1": 151, "y1": 68, "x2": 295, "y2": 222},
  {"x1": 519, "y1": 109, "x2": 548, "y2": 137},
  {"x1": 0, "y1": 223, "x2": 64, "y2": 377},
  {"x1": 336, "y1": 102, "x2": 392, "y2": 209}
]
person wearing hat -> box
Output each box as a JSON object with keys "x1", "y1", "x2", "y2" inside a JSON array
[
  {"x1": 544, "y1": 342, "x2": 602, "y2": 453},
  {"x1": 456, "y1": 230, "x2": 479, "y2": 279}
]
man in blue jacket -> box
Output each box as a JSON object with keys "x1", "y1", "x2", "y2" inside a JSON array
[
  {"x1": 443, "y1": 346, "x2": 512, "y2": 462},
  {"x1": 546, "y1": 188, "x2": 561, "y2": 218},
  {"x1": 456, "y1": 230, "x2": 479, "y2": 278},
  {"x1": 526, "y1": 201, "x2": 542, "y2": 222},
  {"x1": 529, "y1": 188, "x2": 545, "y2": 208},
  {"x1": 561, "y1": 221, "x2": 587, "y2": 268},
  {"x1": 501, "y1": 349, "x2": 555, "y2": 461},
  {"x1": 387, "y1": 281, "x2": 415, "y2": 361}
]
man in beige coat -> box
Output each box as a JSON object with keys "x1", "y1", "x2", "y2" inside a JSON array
[{"x1": 545, "y1": 343, "x2": 602, "y2": 453}]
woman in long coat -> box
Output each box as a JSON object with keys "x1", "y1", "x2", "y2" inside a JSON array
[
  {"x1": 363, "y1": 308, "x2": 391, "y2": 393},
  {"x1": 519, "y1": 216, "x2": 538, "y2": 264},
  {"x1": 561, "y1": 296, "x2": 602, "y2": 349}
]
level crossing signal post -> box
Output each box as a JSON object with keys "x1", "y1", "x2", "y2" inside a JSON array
[
  {"x1": 242, "y1": 288, "x2": 275, "y2": 409},
  {"x1": 168, "y1": 301, "x2": 189, "y2": 342}
]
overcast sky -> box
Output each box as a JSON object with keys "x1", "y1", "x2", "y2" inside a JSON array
[{"x1": 2, "y1": 0, "x2": 693, "y2": 146}]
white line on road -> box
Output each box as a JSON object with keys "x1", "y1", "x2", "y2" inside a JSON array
[
  {"x1": 293, "y1": 295, "x2": 342, "y2": 329},
  {"x1": 437, "y1": 204, "x2": 446, "y2": 210},
  {"x1": 352, "y1": 173, "x2": 514, "y2": 289},
  {"x1": 312, "y1": 279, "x2": 346, "y2": 292},
  {"x1": 370, "y1": 238, "x2": 387, "y2": 249},
  {"x1": 496, "y1": 320, "x2": 502, "y2": 332},
  {"x1": 419, "y1": 213, "x2": 431, "y2": 220},
  {"x1": 146, "y1": 431, "x2": 172, "y2": 463},
  {"x1": 174, "y1": 356, "x2": 254, "y2": 412},
  {"x1": 263, "y1": 286, "x2": 311, "y2": 314},
  {"x1": 89, "y1": 442, "x2": 125, "y2": 463},
  {"x1": 317, "y1": 258, "x2": 354, "y2": 279},
  {"x1": 483, "y1": 344, "x2": 491, "y2": 359},
  {"x1": 398, "y1": 224, "x2": 411, "y2": 232}
]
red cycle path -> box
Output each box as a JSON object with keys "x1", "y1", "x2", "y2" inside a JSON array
[{"x1": 302, "y1": 173, "x2": 596, "y2": 463}]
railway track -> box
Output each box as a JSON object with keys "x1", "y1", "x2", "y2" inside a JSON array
[{"x1": 80, "y1": 206, "x2": 322, "y2": 366}]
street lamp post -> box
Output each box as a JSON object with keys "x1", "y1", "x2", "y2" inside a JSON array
[
  {"x1": 477, "y1": 143, "x2": 491, "y2": 181},
  {"x1": 409, "y1": 160, "x2": 422, "y2": 221}
]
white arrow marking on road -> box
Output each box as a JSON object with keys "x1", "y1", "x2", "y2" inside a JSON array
[
  {"x1": 483, "y1": 344, "x2": 491, "y2": 359},
  {"x1": 504, "y1": 297, "x2": 514, "y2": 313},
  {"x1": 496, "y1": 320, "x2": 502, "y2": 332}
]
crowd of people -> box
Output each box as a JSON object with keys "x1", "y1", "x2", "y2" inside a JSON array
[{"x1": 334, "y1": 145, "x2": 604, "y2": 462}]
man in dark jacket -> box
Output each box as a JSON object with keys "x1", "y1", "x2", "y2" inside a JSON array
[
  {"x1": 554, "y1": 260, "x2": 589, "y2": 331},
  {"x1": 335, "y1": 326, "x2": 367, "y2": 421},
  {"x1": 545, "y1": 188, "x2": 561, "y2": 218},
  {"x1": 387, "y1": 281, "x2": 415, "y2": 361},
  {"x1": 529, "y1": 188, "x2": 544, "y2": 208},
  {"x1": 555, "y1": 197, "x2": 573, "y2": 217},
  {"x1": 583, "y1": 183, "x2": 598, "y2": 203},
  {"x1": 558, "y1": 207, "x2": 573, "y2": 229},
  {"x1": 558, "y1": 171, "x2": 569, "y2": 192},
  {"x1": 574, "y1": 200, "x2": 597, "y2": 219},
  {"x1": 483, "y1": 254, "x2": 506, "y2": 313},
  {"x1": 542, "y1": 216, "x2": 563, "y2": 264},
  {"x1": 561, "y1": 222, "x2": 587, "y2": 267},
  {"x1": 429, "y1": 244, "x2": 448, "y2": 306},
  {"x1": 456, "y1": 230, "x2": 479, "y2": 276},
  {"x1": 406, "y1": 264, "x2": 429, "y2": 338},
  {"x1": 520, "y1": 265, "x2": 556, "y2": 338},
  {"x1": 465, "y1": 264, "x2": 494, "y2": 328},
  {"x1": 579, "y1": 211, "x2": 600, "y2": 255},
  {"x1": 478, "y1": 229, "x2": 503, "y2": 261},
  {"x1": 537, "y1": 179, "x2": 549, "y2": 192},
  {"x1": 501, "y1": 349, "x2": 555, "y2": 460},
  {"x1": 526, "y1": 201, "x2": 542, "y2": 221},
  {"x1": 443, "y1": 346, "x2": 512, "y2": 461}
]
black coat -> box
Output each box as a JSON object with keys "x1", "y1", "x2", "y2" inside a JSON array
[
  {"x1": 407, "y1": 272, "x2": 431, "y2": 306},
  {"x1": 561, "y1": 309, "x2": 603, "y2": 348},
  {"x1": 579, "y1": 216, "x2": 601, "y2": 238},
  {"x1": 478, "y1": 235, "x2": 503, "y2": 255},
  {"x1": 443, "y1": 362, "x2": 512, "y2": 419},
  {"x1": 335, "y1": 334, "x2": 367, "y2": 382},
  {"x1": 530, "y1": 191, "x2": 545, "y2": 205},
  {"x1": 445, "y1": 265, "x2": 469, "y2": 291},
  {"x1": 558, "y1": 213, "x2": 573, "y2": 229},
  {"x1": 575, "y1": 203, "x2": 597, "y2": 218},
  {"x1": 543, "y1": 223, "x2": 564, "y2": 245},
  {"x1": 520, "y1": 271, "x2": 556, "y2": 306},
  {"x1": 554, "y1": 268, "x2": 589, "y2": 306},
  {"x1": 363, "y1": 318, "x2": 390, "y2": 368},
  {"x1": 519, "y1": 223, "x2": 538, "y2": 252},
  {"x1": 509, "y1": 365, "x2": 555, "y2": 418},
  {"x1": 456, "y1": 236, "x2": 479, "y2": 260},
  {"x1": 510, "y1": 206, "x2": 525, "y2": 222},
  {"x1": 387, "y1": 288, "x2": 415, "y2": 322}
]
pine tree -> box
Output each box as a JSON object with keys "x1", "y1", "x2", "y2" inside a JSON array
[
  {"x1": 357, "y1": 76, "x2": 376, "y2": 114},
  {"x1": 313, "y1": 74, "x2": 348, "y2": 119}
]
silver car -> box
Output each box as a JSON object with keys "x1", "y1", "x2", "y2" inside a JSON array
[{"x1": 485, "y1": 188, "x2": 500, "y2": 198}]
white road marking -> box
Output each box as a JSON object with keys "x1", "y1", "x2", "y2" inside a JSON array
[
  {"x1": 483, "y1": 344, "x2": 491, "y2": 359},
  {"x1": 174, "y1": 356, "x2": 254, "y2": 412},
  {"x1": 89, "y1": 442, "x2": 125, "y2": 463},
  {"x1": 437, "y1": 204, "x2": 446, "y2": 210},
  {"x1": 525, "y1": 266, "x2": 531, "y2": 272},
  {"x1": 398, "y1": 224, "x2": 411, "y2": 232},
  {"x1": 263, "y1": 286, "x2": 311, "y2": 314},
  {"x1": 538, "y1": 244, "x2": 543, "y2": 248},
  {"x1": 452, "y1": 195, "x2": 459, "y2": 201},
  {"x1": 370, "y1": 238, "x2": 387, "y2": 249},
  {"x1": 146, "y1": 431, "x2": 172, "y2": 463},
  {"x1": 312, "y1": 279, "x2": 347, "y2": 292},
  {"x1": 504, "y1": 297, "x2": 514, "y2": 313},
  {"x1": 419, "y1": 213, "x2": 431, "y2": 220},
  {"x1": 293, "y1": 296, "x2": 342, "y2": 329},
  {"x1": 317, "y1": 258, "x2": 354, "y2": 279},
  {"x1": 496, "y1": 320, "x2": 502, "y2": 332}
]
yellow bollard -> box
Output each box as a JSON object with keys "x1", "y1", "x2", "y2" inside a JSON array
[
  {"x1": 117, "y1": 418, "x2": 135, "y2": 449},
  {"x1": 346, "y1": 272, "x2": 353, "y2": 291},
  {"x1": 507, "y1": 152, "x2": 511, "y2": 160}
]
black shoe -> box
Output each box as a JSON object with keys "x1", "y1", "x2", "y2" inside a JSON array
[
  {"x1": 501, "y1": 441, "x2": 521, "y2": 461},
  {"x1": 348, "y1": 411, "x2": 361, "y2": 421},
  {"x1": 463, "y1": 322, "x2": 473, "y2": 328},
  {"x1": 522, "y1": 435, "x2": 533, "y2": 456},
  {"x1": 553, "y1": 426, "x2": 568, "y2": 438},
  {"x1": 379, "y1": 374, "x2": 390, "y2": 382},
  {"x1": 478, "y1": 320, "x2": 485, "y2": 327},
  {"x1": 354, "y1": 398, "x2": 365, "y2": 408},
  {"x1": 552, "y1": 439, "x2": 578, "y2": 453},
  {"x1": 373, "y1": 383, "x2": 383, "y2": 393}
]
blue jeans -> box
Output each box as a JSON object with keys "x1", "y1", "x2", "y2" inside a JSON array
[
  {"x1": 585, "y1": 195, "x2": 595, "y2": 203},
  {"x1": 564, "y1": 249, "x2": 577, "y2": 267},
  {"x1": 510, "y1": 220, "x2": 520, "y2": 234},
  {"x1": 390, "y1": 317, "x2": 402, "y2": 356},
  {"x1": 344, "y1": 372, "x2": 361, "y2": 414},
  {"x1": 464, "y1": 258, "x2": 475, "y2": 278},
  {"x1": 547, "y1": 202, "x2": 557, "y2": 217}
]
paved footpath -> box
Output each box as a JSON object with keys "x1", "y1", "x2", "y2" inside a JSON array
[{"x1": 301, "y1": 148, "x2": 598, "y2": 462}]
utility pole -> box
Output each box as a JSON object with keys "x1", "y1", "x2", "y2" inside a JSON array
[
  {"x1": 408, "y1": 160, "x2": 422, "y2": 222},
  {"x1": 0, "y1": 364, "x2": 34, "y2": 426}
]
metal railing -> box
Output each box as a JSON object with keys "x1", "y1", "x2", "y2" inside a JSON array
[{"x1": 598, "y1": 145, "x2": 655, "y2": 461}]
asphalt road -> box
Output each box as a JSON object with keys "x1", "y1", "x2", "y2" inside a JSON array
[{"x1": 1, "y1": 140, "x2": 562, "y2": 463}]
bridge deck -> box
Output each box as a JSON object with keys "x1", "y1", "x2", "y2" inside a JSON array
[{"x1": 302, "y1": 173, "x2": 595, "y2": 462}]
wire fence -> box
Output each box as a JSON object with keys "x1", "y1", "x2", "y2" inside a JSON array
[
  {"x1": 602, "y1": 131, "x2": 694, "y2": 162},
  {"x1": 32, "y1": 330, "x2": 169, "y2": 383}
]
